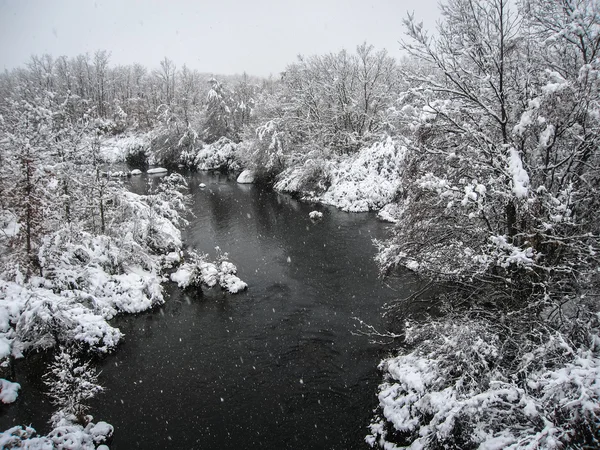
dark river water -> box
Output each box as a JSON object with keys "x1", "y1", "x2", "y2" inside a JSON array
[{"x1": 1, "y1": 171, "x2": 418, "y2": 449}]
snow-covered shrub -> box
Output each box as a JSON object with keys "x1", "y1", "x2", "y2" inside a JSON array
[
  {"x1": 368, "y1": 314, "x2": 600, "y2": 449},
  {"x1": 8, "y1": 281, "x2": 123, "y2": 355},
  {"x1": 171, "y1": 248, "x2": 247, "y2": 294},
  {"x1": 274, "y1": 137, "x2": 407, "y2": 212},
  {"x1": 274, "y1": 147, "x2": 333, "y2": 198},
  {"x1": 150, "y1": 119, "x2": 201, "y2": 166},
  {"x1": 320, "y1": 136, "x2": 407, "y2": 212},
  {"x1": 0, "y1": 173, "x2": 189, "y2": 358},
  {"x1": 237, "y1": 120, "x2": 289, "y2": 181},
  {"x1": 100, "y1": 131, "x2": 153, "y2": 164},
  {"x1": 44, "y1": 346, "x2": 103, "y2": 426},
  {"x1": 132, "y1": 172, "x2": 189, "y2": 253},
  {"x1": 182, "y1": 136, "x2": 240, "y2": 172},
  {"x1": 0, "y1": 420, "x2": 113, "y2": 449}
]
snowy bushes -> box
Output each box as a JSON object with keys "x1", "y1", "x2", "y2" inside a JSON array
[
  {"x1": 0, "y1": 420, "x2": 113, "y2": 450},
  {"x1": 369, "y1": 1, "x2": 600, "y2": 447},
  {"x1": 101, "y1": 131, "x2": 152, "y2": 165},
  {"x1": 320, "y1": 137, "x2": 407, "y2": 212},
  {"x1": 237, "y1": 120, "x2": 289, "y2": 181},
  {"x1": 368, "y1": 314, "x2": 600, "y2": 449},
  {"x1": 0, "y1": 347, "x2": 112, "y2": 449},
  {"x1": 171, "y1": 248, "x2": 247, "y2": 294},
  {"x1": 45, "y1": 346, "x2": 104, "y2": 426},
  {"x1": 274, "y1": 137, "x2": 407, "y2": 212},
  {"x1": 0, "y1": 173, "x2": 190, "y2": 359},
  {"x1": 273, "y1": 147, "x2": 332, "y2": 198},
  {"x1": 181, "y1": 137, "x2": 240, "y2": 172}
]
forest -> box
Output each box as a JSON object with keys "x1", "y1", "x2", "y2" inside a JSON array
[{"x1": 0, "y1": 0, "x2": 599, "y2": 448}]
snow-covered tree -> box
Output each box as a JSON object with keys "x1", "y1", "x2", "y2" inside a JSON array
[
  {"x1": 203, "y1": 78, "x2": 232, "y2": 143},
  {"x1": 44, "y1": 346, "x2": 103, "y2": 426},
  {"x1": 378, "y1": 0, "x2": 600, "y2": 311},
  {"x1": 370, "y1": 0, "x2": 600, "y2": 447}
]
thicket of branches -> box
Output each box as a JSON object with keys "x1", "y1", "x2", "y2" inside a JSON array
[{"x1": 369, "y1": 0, "x2": 600, "y2": 448}]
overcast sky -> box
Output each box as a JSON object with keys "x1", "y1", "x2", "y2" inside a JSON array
[{"x1": 0, "y1": 0, "x2": 442, "y2": 77}]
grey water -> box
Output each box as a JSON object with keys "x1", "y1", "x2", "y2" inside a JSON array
[{"x1": 1, "y1": 172, "x2": 418, "y2": 449}]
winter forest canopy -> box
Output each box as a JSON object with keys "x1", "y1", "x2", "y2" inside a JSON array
[{"x1": 0, "y1": 0, "x2": 599, "y2": 448}]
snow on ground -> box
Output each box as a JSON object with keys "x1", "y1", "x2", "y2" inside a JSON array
[{"x1": 0, "y1": 379, "x2": 20, "y2": 404}]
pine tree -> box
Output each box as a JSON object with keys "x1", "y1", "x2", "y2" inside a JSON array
[{"x1": 44, "y1": 346, "x2": 103, "y2": 426}]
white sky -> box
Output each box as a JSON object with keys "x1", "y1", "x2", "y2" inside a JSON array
[{"x1": 0, "y1": 0, "x2": 442, "y2": 76}]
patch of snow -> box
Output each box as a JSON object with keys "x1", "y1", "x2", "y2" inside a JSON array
[
  {"x1": 100, "y1": 132, "x2": 152, "y2": 164},
  {"x1": 199, "y1": 183, "x2": 206, "y2": 188},
  {"x1": 170, "y1": 251, "x2": 247, "y2": 294},
  {"x1": 219, "y1": 273, "x2": 248, "y2": 294},
  {"x1": 88, "y1": 421, "x2": 114, "y2": 443},
  {"x1": 539, "y1": 124, "x2": 555, "y2": 148},
  {"x1": 171, "y1": 267, "x2": 193, "y2": 287},
  {"x1": 309, "y1": 211, "x2": 323, "y2": 220},
  {"x1": 1, "y1": 213, "x2": 20, "y2": 237}
]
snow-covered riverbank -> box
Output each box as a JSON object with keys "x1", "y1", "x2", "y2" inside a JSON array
[{"x1": 0, "y1": 137, "x2": 249, "y2": 447}]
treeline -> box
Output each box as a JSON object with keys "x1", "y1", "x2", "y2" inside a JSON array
[{"x1": 0, "y1": 51, "x2": 266, "y2": 139}]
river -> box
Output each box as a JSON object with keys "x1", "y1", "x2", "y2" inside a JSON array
[{"x1": 1, "y1": 171, "x2": 418, "y2": 449}]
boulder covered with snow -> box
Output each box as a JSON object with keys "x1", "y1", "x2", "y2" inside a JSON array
[
  {"x1": 309, "y1": 211, "x2": 323, "y2": 220},
  {"x1": 130, "y1": 169, "x2": 142, "y2": 176},
  {"x1": 147, "y1": 167, "x2": 168, "y2": 174},
  {"x1": 237, "y1": 169, "x2": 255, "y2": 184},
  {"x1": 0, "y1": 379, "x2": 20, "y2": 404}
]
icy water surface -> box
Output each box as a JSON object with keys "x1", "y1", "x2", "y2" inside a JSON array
[{"x1": 1, "y1": 171, "x2": 418, "y2": 449}]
